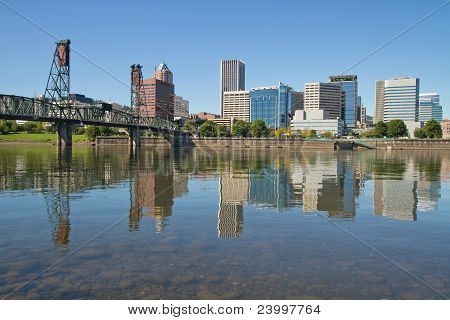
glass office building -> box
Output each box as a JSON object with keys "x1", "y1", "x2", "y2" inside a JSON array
[
  {"x1": 377, "y1": 77, "x2": 419, "y2": 122},
  {"x1": 419, "y1": 93, "x2": 442, "y2": 123},
  {"x1": 250, "y1": 82, "x2": 291, "y2": 129},
  {"x1": 329, "y1": 75, "x2": 358, "y2": 129}
]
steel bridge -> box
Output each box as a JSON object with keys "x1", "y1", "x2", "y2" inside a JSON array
[
  {"x1": 0, "y1": 94, "x2": 177, "y2": 131},
  {"x1": 0, "y1": 39, "x2": 187, "y2": 148}
]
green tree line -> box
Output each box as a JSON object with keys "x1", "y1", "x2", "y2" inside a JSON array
[
  {"x1": 184, "y1": 119, "x2": 334, "y2": 139},
  {"x1": 360, "y1": 119, "x2": 442, "y2": 139}
]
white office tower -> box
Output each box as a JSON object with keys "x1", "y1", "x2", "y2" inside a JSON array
[
  {"x1": 375, "y1": 77, "x2": 420, "y2": 122},
  {"x1": 419, "y1": 93, "x2": 442, "y2": 123},
  {"x1": 220, "y1": 60, "x2": 245, "y2": 117}
]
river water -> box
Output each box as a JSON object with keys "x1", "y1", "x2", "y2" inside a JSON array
[{"x1": 0, "y1": 145, "x2": 449, "y2": 299}]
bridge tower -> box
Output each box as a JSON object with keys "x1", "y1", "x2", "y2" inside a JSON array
[
  {"x1": 130, "y1": 64, "x2": 143, "y2": 114},
  {"x1": 45, "y1": 39, "x2": 71, "y2": 107},
  {"x1": 45, "y1": 40, "x2": 73, "y2": 147},
  {"x1": 129, "y1": 64, "x2": 144, "y2": 151}
]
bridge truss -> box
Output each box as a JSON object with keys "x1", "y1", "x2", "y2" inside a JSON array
[
  {"x1": 0, "y1": 39, "x2": 180, "y2": 133},
  {"x1": 0, "y1": 94, "x2": 177, "y2": 131}
]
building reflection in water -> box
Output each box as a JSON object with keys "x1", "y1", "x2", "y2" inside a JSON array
[
  {"x1": 372, "y1": 151, "x2": 442, "y2": 221},
  {"x1": 129, "y1": 150, "x2": 189, "y2": 233},
  {"x1": 290, "y1": 153, "x2": 356, "y2": 219},
  {"x1": 0, "y1": 147, "x2": 447, "y2": 244},
  {"x1": 217, "y1": 169, "x2": 247, "y2": 238}
]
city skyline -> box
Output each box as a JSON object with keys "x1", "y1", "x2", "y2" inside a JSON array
[{"x1": 0, "y1": 1, "x2": 448, "y2": 118}]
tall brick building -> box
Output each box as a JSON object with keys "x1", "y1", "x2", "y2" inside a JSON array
[{"x1": 140, "y1": 63, "x2": 175, "y2": 121}]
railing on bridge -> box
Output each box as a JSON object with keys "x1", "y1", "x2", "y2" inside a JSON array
[{"x1": 0, "y1": 94, "x2": 177, "y2": 131}]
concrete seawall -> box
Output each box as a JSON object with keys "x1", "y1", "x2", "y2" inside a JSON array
[
  {"x1": 95, "y1": 136, "x2": 450, "y2": 150},
  {"x1": 357, "y1": 139, "x2": 450, "y2": 150},
  {"x1": 96, "y1": 136, "x2": 336, "y2": 149},
  {"x1": 96, "y1": 136, "x2": 171, "y2": 147}
]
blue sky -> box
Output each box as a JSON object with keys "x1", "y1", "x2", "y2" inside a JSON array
[{"x1": 0, "y1": 0, "x2": 449, "y2": 117}]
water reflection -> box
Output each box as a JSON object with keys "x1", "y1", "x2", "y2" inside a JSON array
[
  {"x1": 1, "y1": 146, "x2": 450, "y2": 299},
  {"x1": 0, "y1": 147, "x2": 447, "y2": 245}
]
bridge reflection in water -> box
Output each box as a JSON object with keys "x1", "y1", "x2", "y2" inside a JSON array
[{"x1": 0, "y1": 146, "x2": 446, "y2": 246}]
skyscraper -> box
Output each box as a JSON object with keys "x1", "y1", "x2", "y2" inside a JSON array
[
  {"x1": 419, "y1": 93, "x2": 442, "y2": 123},
  {"x1": 357, "y1": 95, "x2": 362, "y2": 124},
  {"x1": 375, "y1": 80, "x2": 385, "y2": 124},
  {"x1": 222, "y1": 90, "x2": 250, "y2": 121},
  {"x1": 304, "y1": 82, "x2": 343, "y2": 120},
  {"x1": 250, "y1": 82, "x2": 291, "y2": 129},
  {"x1": 220, "y1": 60, "x2": 245, "y2": 117},
  {"x1": 174, "y1": 95, "x2": 189, "y2": 119},
  {"x1": 329, "y1": 75, "x2": 358, "y2": 129},
  {"x1": 291, "y1": 91, "x2": 304, "y2": 115},
  {"x1": 141, "y1": 78, "x2": 175, "y2": 120},
  {"x1": 361, "y1": 106, "x2": 367, "y2": 128},
  {"x1": 153, "y1": 62, "x2": 173, "y2": 84},
  {"x1": 375, "y1": 77, "x2": 420, "y2": 122},
  {"x1": 140, "y1": 62, "x2": 175, "y2": 120}
]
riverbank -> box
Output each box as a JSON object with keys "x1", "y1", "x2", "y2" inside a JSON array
[
  {"x1": 95, "y1": 136, "x2": 450, "y2": 150},
  {"x1": 2, "y1": 134, "x2": 450, "y2": 150},
  {"x1": 0, "y1": 133, "x2": 89, "y2": 144}
]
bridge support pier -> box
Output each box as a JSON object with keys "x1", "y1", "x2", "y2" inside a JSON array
[
  {"x1": 163, "y1": 131, "x2": 192, "y2": 148},
  {"x1": 128, "y1": 128, "x2": 141, "y2": 155},
  {"x1": 57, "y1": 123, "x2": 73, "y2": 148}
]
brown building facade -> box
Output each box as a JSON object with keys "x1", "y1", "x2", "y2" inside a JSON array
[
  {"x1": 196, "y1": 112, "x2": 220, "y2": 120},
  {"x1": 141, "y1": 77, "x2": 175, "y2": 121}
]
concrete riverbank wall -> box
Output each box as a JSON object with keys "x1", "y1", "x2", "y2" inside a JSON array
[
  {"x1": 95, "y1": 137, "x2": 450, "y2": 150},
  {"x1": 357, "y1": 139, "x2": 450, "y2": 150},
  {"x1": 96, "y1": 136, "x2": 337, "y2": 149},
  {"x1": 96, "y1": 136, "x2": 171, "y2": 147}
]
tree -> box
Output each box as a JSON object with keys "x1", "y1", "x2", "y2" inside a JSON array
[
  {"x1": 198, "y1": 120, "x2": 216, "y2": 137},
  {"x1": 374, "y1": 121, "x2": 388, "y2": 138},
  {"x1": 266, "y1": 128, "x2": 275, "y2": 138},
  {"x1": 173, "y1": 119, "x2": 182, "y2": 129},
  {"x1": 323, "y1": 131, "x2": 333, "y2": 139},
  {"x1": 359, "y1": 129, "x2": 378, "y2": 138},
  {"x1": 308, "y1": 129, "x2": 317, "y2": 138},
  {"x1": 250, "y1": 120, "x2": 268, "y2": 138},
  {"x1": 85, "y1": 126, "x2": 101, "y2": 141},
  {"x1": 414, "y1": 127, "x2": 427, "y2": 139},
  {"x1": 216, "y1": 124, "x2": 229, "y2": 137},
  {"x1": 183, "y1": 120, "x2": 198, "y2": 134},
  {"x1": 74, "y1": 126, "x2": 86, "y2": 135},
  {"x1": 0, "y1": 121, "x2": 15, "y2": 134},
  {"x1": 36, "y1": 122, "x2": 45, "y2": 133},
  {"x1": 387, "y1": 119, "x2": 408, "y2": 138},
  {"x1": 300, "y1": 130, "x2": 310, "y2": 139},
  {"x1": 9, "y1": 122, "x2": 18, "y2": 132},
  {"x1": 274, "y1": 128, "x2": 286, "y2": 139},
  {"x1": 99, "y1": 126, "x2": 117, "y2": 136},
  {"x1": 285, "y1": 128, "x2": 294, "y2": 138},
  {"x1": 23, "y1": 121, "x2": 37, "y2": 133},
  {"x1": 45, "y1": 124, "x2": 56, "y2": 133},
  {"x1": 423, "y1": 119, "x2": 442, "y2": 139},
  {"x1": 232, "y1": 120, "x2": 250, "y2": 137}
]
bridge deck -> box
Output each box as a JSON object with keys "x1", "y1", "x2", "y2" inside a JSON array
[{"x1": 0, "y1": 94, "x2": 180, "y2": 132}]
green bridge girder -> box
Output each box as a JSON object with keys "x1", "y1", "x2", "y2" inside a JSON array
[{"x1": 0, "y1": 94, "x2": 179, "y2": 132}]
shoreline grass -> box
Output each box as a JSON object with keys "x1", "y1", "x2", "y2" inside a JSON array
[{"x1": 0, "y1": 132, "x2": 89, "y2": 143}]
